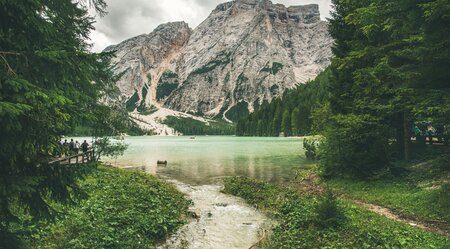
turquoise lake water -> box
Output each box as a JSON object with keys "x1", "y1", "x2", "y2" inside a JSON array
[{"x1": 102, "y1": 136, "x2": 312, "y2": 185}]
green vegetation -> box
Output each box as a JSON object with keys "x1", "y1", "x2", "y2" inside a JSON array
[
  {"x1": 137, "y1": 105, "x2": 158, "y2": 116},
  {"x1": 10, "y1": 165, "x2": 189, "y2": 249},
  {"x1": 238, "y1": 0, "x2": 450, "y2": 180},
  {"x1": 328, "y1": 153, "x2": 450, "y2": 223},
  {"x1": 223, "y1": 177, "x2": 449, "y2": 248},
  {"x1": 0, "y1": 1, "x2": 131, "y2": 245},
  {"x1": 156, "y1": 70, "x2": 179, "y2": 101},
  {"x1": 163, "y1": 116, "x2": 235, "y2": 135},
  {"x1": 136, "y1": 84, "x2": 149, "y2": 112},
  {"x1": 191, "y1": 51, "x2": 231, "y2": 75},
  {"x1": 261, "y1": 62, "x2": 284, "y2": 75},
  {"x1": 316, "y1": 0, "x2": 450, "y2": 177},
  {"x1": 225, "y1": 101, "x2": 249, "y2": 123},
  {"x1": 236, "y1": 69, "x2": 331, "y2": 136},
  {"x1": 125, "y1": 90, "x2": 140, "y2": 112}
]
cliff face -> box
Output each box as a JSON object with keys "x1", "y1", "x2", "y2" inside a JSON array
[{"x1": 106, "y1": 0, "x2": 332, "y2": 122}]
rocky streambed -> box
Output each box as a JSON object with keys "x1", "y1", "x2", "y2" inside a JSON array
[{"x1": 158, "y1": 179, "x2": 270, "y2": 249}]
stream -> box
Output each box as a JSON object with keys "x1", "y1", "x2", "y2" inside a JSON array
[{"x1": 101, "y1": 136, "x2": 309, "y2": 248}]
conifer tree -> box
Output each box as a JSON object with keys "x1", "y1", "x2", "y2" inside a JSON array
[{"x1": 0, "y1": 0, "x2": 126, "y2": 244}]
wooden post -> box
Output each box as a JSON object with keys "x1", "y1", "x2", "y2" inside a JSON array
[
  {"x1": 428, "y1": 135, "x2": 433, "y2": 145},
  {"x1": 403, "y1": 110, "x2": 410, "y2": 161},
  {"x1": 76, "y1": 154, "x2": 78, "y2": 164}
]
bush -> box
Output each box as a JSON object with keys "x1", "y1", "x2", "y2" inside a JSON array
[
  {"x1": 315, "y1": 189, "x2": 342, "y2": 228},
  {"x1": 318, "y1": 114, "x2": 390, "y2": 179},
  {"x1": 303, "y1": 137, "x2": 321, "y2": 160}
]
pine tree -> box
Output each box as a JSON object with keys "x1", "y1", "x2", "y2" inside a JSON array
[
  {"x1": 0, "y1": 0, "x2": 125, "y2": 244},
  {"x1": 291, "y1": 107, "x2": 300, "y2": 136},
  {"x1": 281, "y1": 109, "x2": 291, "y2": 137}
]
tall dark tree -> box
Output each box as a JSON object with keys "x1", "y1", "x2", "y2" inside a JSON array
[
  {"x1": 318, "y1": 0, "x2": 450, "y2": 178},
  {"x1": 0, "y1": 0, "x2": 126, "y2": 245}
]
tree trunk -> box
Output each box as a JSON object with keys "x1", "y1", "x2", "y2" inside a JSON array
[{"x1": 403, "y1": 110, "x2": 410, "y2": 161}]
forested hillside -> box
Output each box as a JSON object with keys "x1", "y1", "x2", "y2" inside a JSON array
[
  {"x1": 236, "y1": 69, "x2": 331, "y2": 136},
  {"x1": 238, "y1": 0, "x2": 450, "y2": 180}
]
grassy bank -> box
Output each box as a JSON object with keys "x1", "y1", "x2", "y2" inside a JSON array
[
  {"x1": 223, "y1": 177, "x2": 449, "y2": 248},
  {"x1": 13, "y1": 165, "x2": 190, "y2": 249},
  {"x1": 328, "y1": 155, "x2": 450, "y2": 223}
]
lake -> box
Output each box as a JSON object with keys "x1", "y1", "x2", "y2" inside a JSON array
[{"x1": 103, "y1": 136, "x2": 312, "y2": 185}]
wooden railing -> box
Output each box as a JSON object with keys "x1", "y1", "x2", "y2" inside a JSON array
[
  {"x1": 48, "y1": 149, "x2": 97, "y2": 165},
  {"x1": 413, "y1": 135, "x2": 449, "y2": 146}
]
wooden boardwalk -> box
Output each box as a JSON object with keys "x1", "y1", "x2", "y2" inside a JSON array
[
  {"x1": 48, "y1": 149, "x2": 97, "y2": 165},
  {"x1": 413, "y1": 135, "x2": 449, "y2": 146}
]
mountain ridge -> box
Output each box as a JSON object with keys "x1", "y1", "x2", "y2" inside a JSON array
[{"x1": 105, "y1": 0, "x2": 332, "y2": 134}]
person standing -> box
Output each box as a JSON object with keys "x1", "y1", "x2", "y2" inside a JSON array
[
  {"x1": 74, "y1": 141, "x2": 80, "y2": 154},
  {"x1": 69, "y1": 139, "x2": 75, "y2": 154},
  {"x1": 82, "y1": 140, "x2": 89, "y2": 161}
]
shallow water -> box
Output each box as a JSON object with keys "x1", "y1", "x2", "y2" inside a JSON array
[
  {"x1": 105, "y1": 136, "x2": 312, "y2": 185},
  {"x1": 158, "y1": 179, "x2": 270, "y2": 249},
  {"x1": 75, "y1": 135, "x2": 311, "y2": 248}
]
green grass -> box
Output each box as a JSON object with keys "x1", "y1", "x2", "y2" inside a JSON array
[
  {"x1": 328, "y1": 178, "x2": 449, "y2": 222},
  {"x1": 223, "y1": 176, "x2": 449, "y2": 249},
  {"x1": 16, "y1": 165, "x2": 190, "y2": 249},
  {"x1": 327, "y1": 156, "x2": 450, "y2": 222}
]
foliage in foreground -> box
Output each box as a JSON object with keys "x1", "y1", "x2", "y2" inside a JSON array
[
  {"x1": 223, "y1": 177, "x2": 449, "y2": 249},
  {"x1": 12, "y1": 166, "x2": 190, "y2": 249},
  {"x1": 328, "y1": 153, "x2": 450, "y2": 223},
  {"x1": 0, "y1": 0, "x2": 129, "y2": 244}
]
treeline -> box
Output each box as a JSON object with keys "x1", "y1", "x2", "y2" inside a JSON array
[
  {"x1": 163, "y1": 116, "x2": 235, "y2": 135},
  {"x1": 238, "y1": 0, "x2": 450, "y2": 179},
  {"x1": 319, "y1": 0, "x2": 450, "y2": 178},
  {"x1": 236, "y1": 69, "x2": 331, "y2": 136}
]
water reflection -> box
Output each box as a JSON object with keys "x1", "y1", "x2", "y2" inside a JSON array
[{"x1": 105, "y1": 136, "x2": 313, "y2": 185}]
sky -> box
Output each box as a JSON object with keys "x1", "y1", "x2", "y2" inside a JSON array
[{"x1": 89, "y1": 0, "x2": 333, "y2": 52}]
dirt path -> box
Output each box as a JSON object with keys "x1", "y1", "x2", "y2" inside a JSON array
[
  {"x1": 346, "y1": 197, "x2": 450, "y2": 238},
  {"x1": 291, "y1": 174, "x2": 450, "y2": 238}
]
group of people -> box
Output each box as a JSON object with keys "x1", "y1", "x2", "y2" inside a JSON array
[{"x1": 62, "y1": 139, "x2": 90, "y2": 155}]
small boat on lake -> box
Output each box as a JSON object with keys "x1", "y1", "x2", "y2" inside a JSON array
[{"x1": 157, "y1": 160, "x2": 167, "y2": 165}]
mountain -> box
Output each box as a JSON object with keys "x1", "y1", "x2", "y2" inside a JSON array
[{"x1": 105, "y1": 0, "x2": 332, "y2": 132}]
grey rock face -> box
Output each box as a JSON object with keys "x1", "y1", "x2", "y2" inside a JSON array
[
  {"x1": 107, "y1": 0, "x2": 332, "y2": 121},
  {"x1": 105, "y1": 22, "x2": 191, "y2": 109}
]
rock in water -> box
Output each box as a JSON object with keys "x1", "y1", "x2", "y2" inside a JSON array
[{"x1": 105, "y1": 0, "x2": 332, "y2": 122}]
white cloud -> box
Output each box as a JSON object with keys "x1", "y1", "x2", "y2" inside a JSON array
[{"x1": 89, "y1": 0, "x2": 332, "y2": 52}]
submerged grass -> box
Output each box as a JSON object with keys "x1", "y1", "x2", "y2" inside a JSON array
[
  {"x1": 223, "y1": 176, "x2": 449, "y2": 248},
  {"x1": 16, "y1": 165, "x2": 190, "y2": 249}
]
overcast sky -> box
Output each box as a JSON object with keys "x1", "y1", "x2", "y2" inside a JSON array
[{"x1": 89, "y1": 0, "x2": 333, "y2": 52}]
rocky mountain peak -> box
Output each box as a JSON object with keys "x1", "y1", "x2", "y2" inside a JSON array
[{"x1": 107, "y1": 0, "x2": 333, "y2": 132}]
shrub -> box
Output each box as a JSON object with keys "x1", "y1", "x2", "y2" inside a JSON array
[
  {"x1": 303, "y1": 137, "x2": 321, "y2": 160},
  {"x1": 315, "y1": 189, "x2": 342, "y2": 228},
  {"x1": 318, "y1": 114, "x2": 390, "y2": 179}
]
